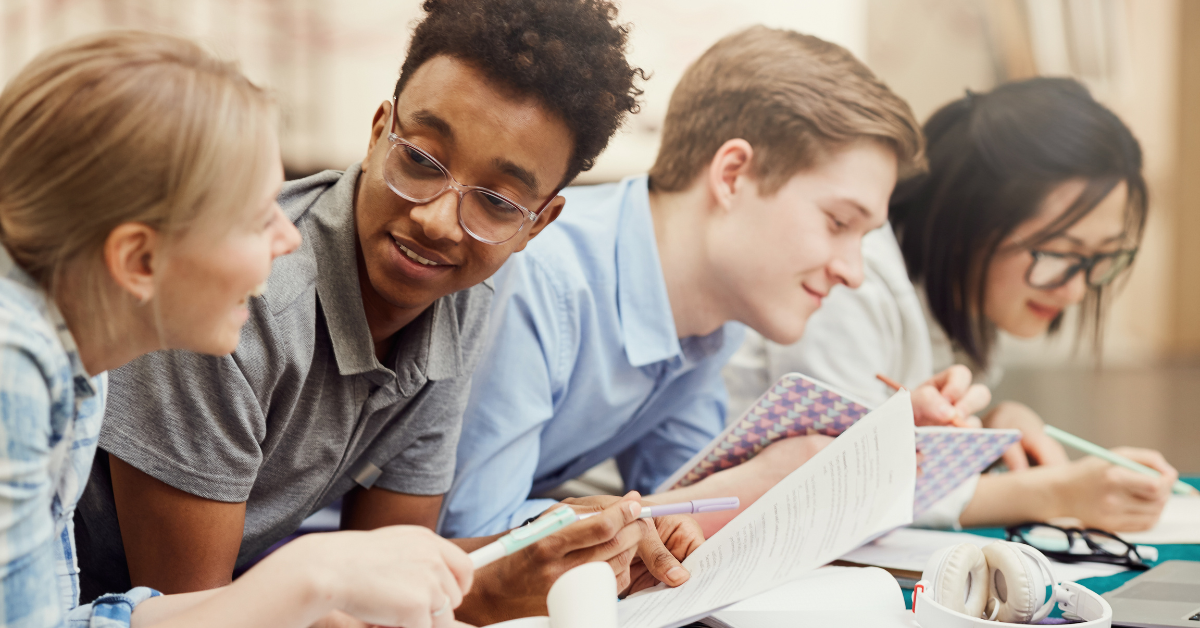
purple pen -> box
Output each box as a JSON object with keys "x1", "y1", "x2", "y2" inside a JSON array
[
  {"x1": 643, "y1": 497, "x2": 739, "y2": 518},
  {"x1": 579, "y1": 497, "x2": 739, "y2": 520}
]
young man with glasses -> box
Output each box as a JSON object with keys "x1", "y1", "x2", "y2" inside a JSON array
[
  {"x1": 439, "y1": 27, "x2": 934, "y2": 542},
  {"x1": 74, "y1": 1, "x2": 697, "y2": 624}
]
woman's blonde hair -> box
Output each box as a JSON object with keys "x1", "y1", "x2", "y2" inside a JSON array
[{"x1": 0, "y1": 30, "x2": 277, "y2": 314}]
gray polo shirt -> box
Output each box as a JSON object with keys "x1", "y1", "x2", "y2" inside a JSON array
[{"x1": 73, "y1": 163, "x2": 493, "y2": 601}]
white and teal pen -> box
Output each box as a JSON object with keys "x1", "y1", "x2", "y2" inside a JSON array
[{"x1": 468, "y1": 498, "x2": 740, "y2": 569}]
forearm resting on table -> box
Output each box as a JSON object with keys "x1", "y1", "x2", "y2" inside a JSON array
[
  {"x1": 130, "y1": 553, "x2": 337, "y2": 628},
  {"x1": 958, "y1": 468, "x2": 1063, "y2": 528}
]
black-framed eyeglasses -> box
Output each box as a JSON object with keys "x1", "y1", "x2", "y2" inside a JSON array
[
  {"x1": 1025, "y1": 248, "x2": 1137, "y2": 290},
  {"x1": 1006, "y1": 522, "x2": 1150, "y2": 570},
  {"x1": 383, "y1": 97, "x2": 559, "y2": 245}
]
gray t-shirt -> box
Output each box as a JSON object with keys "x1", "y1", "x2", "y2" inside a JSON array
[{"x1": 74, "y1": 163, "x2": 492, "y2": 601}]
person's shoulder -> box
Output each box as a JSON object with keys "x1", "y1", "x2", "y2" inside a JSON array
[
  {"x1": 278, "y1": 169, "x2": 346, "y2": 223},
  {"x1": 514, "y1": 178, "x2": 637, "y2": 292},
  {"x1": 0, "y1": 279, "x2": 64, "y2": 360}
]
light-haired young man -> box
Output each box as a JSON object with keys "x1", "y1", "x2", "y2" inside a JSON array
[{"x1": 441, "y1": 27, "x2": 930, "y2": 543}]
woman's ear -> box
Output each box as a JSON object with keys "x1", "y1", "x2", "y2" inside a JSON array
[
  {"x1": 707, "y1": 139, "x2": 755, "y2": 211},
  {"x1": 103, "y1": 223, "x2": 160, "y2": 304}
]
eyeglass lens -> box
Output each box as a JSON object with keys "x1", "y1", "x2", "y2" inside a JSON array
[
  {"x1": 1028, "y1": 251, "x2": 1134, "y2": 289},
  {"x1": 385, "y1": 143, "x2": 529, "y2": 243},
  {"x1": 1015, "y1": 524, "x2": 1136, "y2": 557}
]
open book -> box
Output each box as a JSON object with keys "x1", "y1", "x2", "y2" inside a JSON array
[
  {"x1": 656, "y1": 373, "x2": 1021, "y2": 516},
  {"x1": 701, "y1": 566, "x2": 914, "y2": 628}
]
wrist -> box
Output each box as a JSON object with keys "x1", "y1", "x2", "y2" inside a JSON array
[
  {"x1": 281, "y1": 536, "x2": 343, "y2": 617},
  {"x1": 457, "y1": 561, "x2": 529, "y2": 625},
  {"x1": 1024, "y1": 466, "x2": 1069, "y2": 521}
]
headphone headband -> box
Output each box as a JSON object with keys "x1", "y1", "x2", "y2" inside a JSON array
[{"x1": 913, "y1": 580, "x2": 1113, "y2": 627}]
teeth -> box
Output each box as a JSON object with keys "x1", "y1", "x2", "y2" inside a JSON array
[
  {"x1": 249, "y1": 281, "x2": 267, "y2": 298},
  {"x1": 398, "y1": 243, "x2": 440, "y2": 266}
]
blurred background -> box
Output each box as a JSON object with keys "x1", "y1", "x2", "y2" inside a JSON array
[{"x1": 2, "y1": 0, "x2": 1197, "y2": 472}]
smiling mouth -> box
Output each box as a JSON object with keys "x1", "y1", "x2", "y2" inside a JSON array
[
  {"x1": 395, "y1": 241, "x2": 443, "y2": 266},
  {"x1": 1027, "y1": 301, "x2": 1061, "y2": 319}
]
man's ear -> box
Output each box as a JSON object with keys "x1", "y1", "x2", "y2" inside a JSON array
[
  {"x1": 707, "y1": 139, "x2": 755, "y2": 211},
  {"x1": 363, "y1": 100, "x2": 392, "y2": 170},
  {"x1": 104, "y1": 223, "x2": 160, "y2": 304},
  {"x1": 512, "y1": 195, "x2": 566, "y2": 253}
]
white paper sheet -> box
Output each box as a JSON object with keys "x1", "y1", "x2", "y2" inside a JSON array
[
  {"x1": 1117, "y1": 495, "x2": 1200, "y2": 544},
  {"x1": 618, "y1": 392, "x2": 917, "y2": 628},
  {"x1": 706, "y1": 568, "x2": 918, "y2": 628},
  {"x1": 839, "y1": 527, "x2": 1128, "y2": 582},
  {"x1": 719, "y1": 565, "x2": 905, "y2": 611}
]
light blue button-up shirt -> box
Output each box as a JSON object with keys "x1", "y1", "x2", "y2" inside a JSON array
[
  {"x1": 0, "y1": 245, "x2": 158, "y2": 627},
  {"x1": 441, "y1": 175, "x2": 744, "y2": 537}
]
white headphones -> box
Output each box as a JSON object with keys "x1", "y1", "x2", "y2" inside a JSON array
[{"x1": 912, "y1": 540, "x2": 1112, "y2": 627}]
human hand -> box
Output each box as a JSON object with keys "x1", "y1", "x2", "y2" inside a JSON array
[
  {"x1": 461, "y1": 493, "x2": 645, "y2": 624},
  {"x1": 982, "y1": 402, "x2": 1069, "y2": 471},
  {"x1": 911, "y1": 365, "x2": 991, "y2": 427},
  {"x1": 1052, "y1": 447, "x2": 1178, "y2": 531},
  {"x1": 284, "y1": 526, "x2": 473, "y2": 628},
  {"x1": 559, "y1": 494, "x2": 706, "y2": 594},
  {"x1": 624, "y1": 512, "x2": 705, "y2": 595}
]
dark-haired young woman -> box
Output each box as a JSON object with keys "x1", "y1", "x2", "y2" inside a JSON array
[{"x1": 727, "y1": 77, "x2": 1180, "y2": 530}]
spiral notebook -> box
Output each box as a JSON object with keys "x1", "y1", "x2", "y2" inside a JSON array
[{"x1": 657, "y1": 373, "x2": 1021, "y2": 516}]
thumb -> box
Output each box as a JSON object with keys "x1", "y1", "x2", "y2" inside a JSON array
[{"x1": 637, "y1": 522, "x2": 690, "y2": 587}]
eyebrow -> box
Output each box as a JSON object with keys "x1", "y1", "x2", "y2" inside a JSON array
[
  {"x1": 830, "y1": 197, "x2": 873, "y2": 220},
  {"x1": 407, "y1": 110, "x2": 455, "y2": 143},
  {"x1": 493, "y1": 157, "x2": 540, "y2": 197},
  {"x1": 1053, "y1": 232, "x2": 1127, "y2": 247},
  {"x1": 403, "y1": 109, "x2": 542, "y2": 198}
]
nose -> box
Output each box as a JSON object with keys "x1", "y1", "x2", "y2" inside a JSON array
[
  {"x1": 1052, "y1": 268, "x2": 1089, "y2": 305},
  {"x1": 409, "y1": 189, "x2": 465, "y2": 243},
  {"x1": 272, "y1": 205, "x2": 302, "y2": 259},
  {"x1": 828, "y1": 237, "x2": 866, "y2": 289}
]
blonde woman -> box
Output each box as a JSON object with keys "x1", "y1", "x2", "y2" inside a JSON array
[{"x1": 0, "y1": 31, "x2": 472, "y2": 628}]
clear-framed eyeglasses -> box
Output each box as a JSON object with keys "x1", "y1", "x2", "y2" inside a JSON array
[
  {"x1": 382, "y1": 98, "x2": 558, "y2": 245},
  {"x1": 1006, "y1": 522, "x2": 1151, "y2": 570},
  {"x1": 1025, "y1": 248, "x2": 1138, "y2": 290}
]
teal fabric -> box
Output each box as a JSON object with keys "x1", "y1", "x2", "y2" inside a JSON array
[{"x1": 904, "y1": 476, "x2": 1200, "y2": 608}]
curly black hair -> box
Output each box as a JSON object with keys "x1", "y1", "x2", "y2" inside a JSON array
[{"x1": 395, "y1": 0, "x2": 644, "y2": 187}]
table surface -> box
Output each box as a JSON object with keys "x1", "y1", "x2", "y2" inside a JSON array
[{"x1": 900, "y1": 475, "x2": 1200, "y2": 609}]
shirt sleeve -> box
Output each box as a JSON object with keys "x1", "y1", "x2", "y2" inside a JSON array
[
  {"x1": 372, "y1": 379, "x2": 471, "y2": 496},
  {"x1": 98, "y1": 348, "x2": 265, "y2": 503},
  {"x1": 0, "y1": 340, "x2": 66, "y2": 627},
  {"x1": 437, "y1": 260, "x2": 567, "y2": 538},
  {"x1": 616, "y1": 325, "x2": 744, "y2": 495},
  {"x1": 66, "y1": 587, "x2": 160, "y2": 628}
]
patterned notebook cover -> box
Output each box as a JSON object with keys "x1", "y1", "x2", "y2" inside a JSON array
[
  {"x1": 913, "y1": 428, "x2": 1022, "y2": 514},
  {"x1": 657, "y1": 373, "x2": 1021, "y2": 516}
]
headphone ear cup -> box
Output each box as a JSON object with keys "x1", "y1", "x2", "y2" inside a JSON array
[
  {"x1": 922, "y1": 543, "x2": 989, "y2": 618},
  {"x1": 981, "y1": 541, "x2": 1052, "y2": 623}
]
